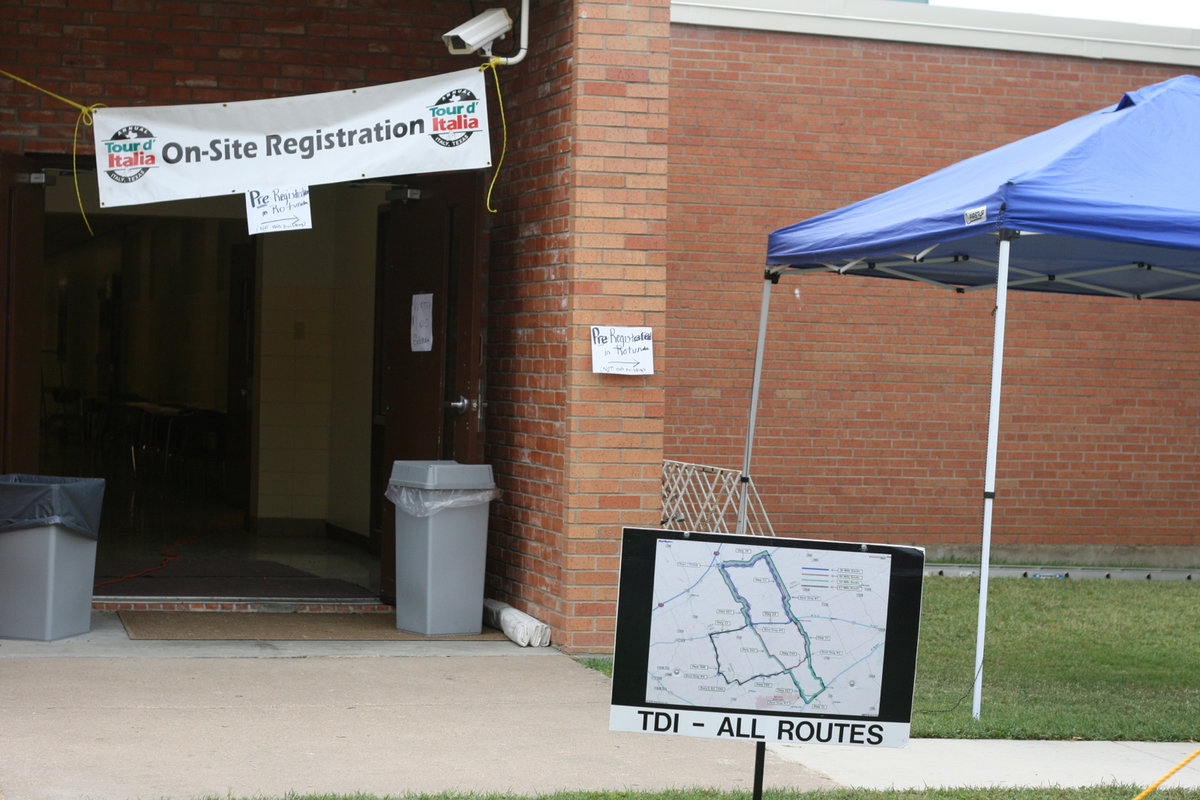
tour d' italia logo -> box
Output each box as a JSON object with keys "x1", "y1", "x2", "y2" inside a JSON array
[
  {"x1": 429, "y1": 88, "x2": 481, "y2": 148},
  {"x1": 102, "y1": 124, "x2": 157, "y2": 183}
]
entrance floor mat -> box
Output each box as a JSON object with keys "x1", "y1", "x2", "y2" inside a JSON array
[
  {"x1": 95, "y1": 559, "x2": 374, "y2": 599},
  {"x1": 118, "y1": 610, "x2": 508, "y2": 641}
]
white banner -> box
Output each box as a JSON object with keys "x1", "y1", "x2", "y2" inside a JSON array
[{"x1": 92, "y1": 68, "x2": 490, "y2": 208}]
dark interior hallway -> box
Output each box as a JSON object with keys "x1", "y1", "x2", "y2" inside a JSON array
[{"x1": 39, "y1": 423, "x2": 380, "y2": 602}]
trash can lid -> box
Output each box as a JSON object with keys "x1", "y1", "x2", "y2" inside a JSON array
[{"x1": 388, "y1": 460, "x2": 495, "y2": 490}]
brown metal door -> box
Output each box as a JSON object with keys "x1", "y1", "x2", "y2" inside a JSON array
[
  {"x1": 371, "y1": 171, "x2": 487, "y2": 603},
  {"x1": 0, "y1": 155, "x2": 45, "y2": 473}
]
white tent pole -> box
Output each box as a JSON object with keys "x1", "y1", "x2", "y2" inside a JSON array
[
  {"x1": 738, "y1": 273, "x2": 776, "y2": 535},
  {"x1": 972, "y1": 233, "x2": 1012, "y2": 719}
]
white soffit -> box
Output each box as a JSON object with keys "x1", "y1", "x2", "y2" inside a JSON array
[{"x1": 671, "y1": 0, "x2": 1200, "y2": 67}]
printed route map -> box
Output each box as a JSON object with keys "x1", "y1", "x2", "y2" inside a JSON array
[{"x1": 647, "y1": 537, "x2": 893, "y2": 717}]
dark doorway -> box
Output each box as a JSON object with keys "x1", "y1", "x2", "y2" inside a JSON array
[
  {"x1": 371, "y1": 171, "x2": 488, "y2": 603},
  {"x1": 37, "y1": 210, "x2": 262, "y2": 594},
  {"x1": 5, "y1": 164, "x2": 488, "y2": 603},
  {"x1": 225, "y1": 241, "x2": 255, "y2": 512},
  {"x1": 1, "y1": 154, "x2": 45, "y2": 473},
  {"x1": 37, "y1": 206, "x2": 382, "y2": 601}
]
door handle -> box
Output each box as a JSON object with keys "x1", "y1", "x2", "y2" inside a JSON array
[{"x1": 443, "y1": 395, "x2": 470, "y2": 415}]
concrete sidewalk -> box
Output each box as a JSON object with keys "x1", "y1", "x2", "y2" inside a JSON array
[{"x1": 1, "y1": 613, "x2": 1198, "y2": 800}]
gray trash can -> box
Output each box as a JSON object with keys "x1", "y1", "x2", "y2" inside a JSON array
[
  {"x1": 385, "y1": 460, "x2": 497, "y2": 635},
  {"x1": 0, "y1": 474, "x2": 105, "y2": 641}
]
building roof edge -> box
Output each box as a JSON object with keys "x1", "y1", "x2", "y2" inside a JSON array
[{"x1": 671, "y1": 0, "x2": 1200, "y2": 67}]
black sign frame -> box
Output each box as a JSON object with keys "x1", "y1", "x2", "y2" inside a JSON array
[{"x1": 611, "y1": 527, "x2": 925, "y2": 747}]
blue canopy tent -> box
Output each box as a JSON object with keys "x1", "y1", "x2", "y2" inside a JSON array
[{"x1": 739, "y1": 74, "x2": 1200, "y2": 718}]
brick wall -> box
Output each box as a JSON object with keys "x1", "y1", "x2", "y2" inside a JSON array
[
  {"x1": 665, "y1": 25, "x2": 1200, "y2": 565},
  {"x1": 560, "y1": 0, "x2": 669, "y2": 650},
  {"x1": 485, "y1": 0, "x2": 671, "y2": 652},
  {"x1": 483, "y1": 0, "x2": 575, "y2": 638},
  {"x1": 9, "y1": 0, "x2": 1198, "y2": 654},
  {"x1": 1, "y1": 0, "x2": 621, "y2": 645},
  {"x1": 0, "y1": 0, "x2": 466, "y2": 154}
]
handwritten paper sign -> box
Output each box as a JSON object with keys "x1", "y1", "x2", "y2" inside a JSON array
[
  {"x1": 246, "y1": 186, "x2": 312, "y2": 234},
  {"x1": 411, "y1": 293, "x2": 434, "y2": 352},
  {"x1": 591, "y1": 326, "x2": 654, "y2": 375}
]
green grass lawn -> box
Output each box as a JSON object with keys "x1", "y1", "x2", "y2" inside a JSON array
[
  {"x1": 911, "y1": 577, "x2": 1200, "y2": 740},
  {"x1": 588, "y1": 577, "x2": 1199, "y2": 740}
]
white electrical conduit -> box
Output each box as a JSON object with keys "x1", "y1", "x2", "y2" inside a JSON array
[
  {"x1": 490, "y1": 0, "x2": 530, "y2": 66},
  {"x1": 484, "y1": 598, "x2": 552, "y2": 646}
]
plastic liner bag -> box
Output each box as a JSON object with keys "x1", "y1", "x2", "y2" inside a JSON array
[
  {"x1": 0, "y1": 474, "x2": 106, "y2": 539},
  {"x1": 484, "y1": 598, "x2": 551, "y2": 647},
  {"x1": 385, "y1": 483, "x2": 500, "y2": 518}
]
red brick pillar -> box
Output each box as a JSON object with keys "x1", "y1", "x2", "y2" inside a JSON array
[{"x1": 557, "y1": 0, "x2": 670, "y2": 651}]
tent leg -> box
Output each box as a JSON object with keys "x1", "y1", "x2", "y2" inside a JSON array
[
  {"x1": 973, "y1": 234, "x2": 1012, "y2": 719},
  {"x1": 738, "y1": 273, "x2": 776, "y2": 535}
]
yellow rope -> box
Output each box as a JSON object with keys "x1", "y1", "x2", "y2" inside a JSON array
[
  {"x1": 1130, "y1": 746, "x2": 1200, "y2": 800},
  {"x1": 1, "y1": 69, "x2": 104, "y2": 235},
  {"x1": 480, "y1": 58, "x2": 508, "y2": 214}
]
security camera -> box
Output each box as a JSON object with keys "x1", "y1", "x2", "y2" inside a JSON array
[{"x1": 443, "y1": 8, "x2": 513, "y2": 56}]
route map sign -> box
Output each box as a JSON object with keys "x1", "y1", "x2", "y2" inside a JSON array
[{"x1": 610, "y1": 528, "x2": 924, "y2": 748}]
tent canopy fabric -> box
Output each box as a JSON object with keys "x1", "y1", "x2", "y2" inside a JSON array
[
  {"x1": 766, "y1": 74, "x2": 1200, "y2": 300},
  {"x1": 750, "y1": 74, "x2": 1200, "y2": 720}
]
